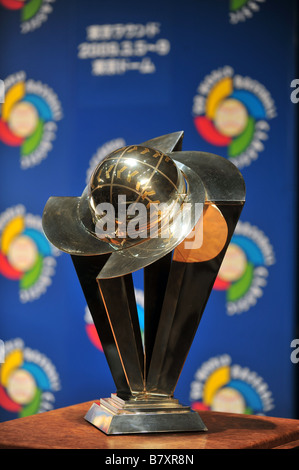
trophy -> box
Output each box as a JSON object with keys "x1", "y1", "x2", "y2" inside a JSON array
[{"x1": 42, "y1": 131, "x2": 245, "y2": 434}]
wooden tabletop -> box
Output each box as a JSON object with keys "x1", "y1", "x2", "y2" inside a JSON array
[{"x1": 0, "y1": 400, "x2": 299, "y2": 449}]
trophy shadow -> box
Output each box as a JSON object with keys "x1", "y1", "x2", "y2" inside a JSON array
[
  {"x1": 96, "y1": 411, "x2": 278, "y2": 450},
  {"x1": 200, "y1": 410, "x2": 276, "y2": 434}
]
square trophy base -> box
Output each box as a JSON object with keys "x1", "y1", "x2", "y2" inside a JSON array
[{"x1": 84, "y1": 393, "x2": 207, "y2": 435}]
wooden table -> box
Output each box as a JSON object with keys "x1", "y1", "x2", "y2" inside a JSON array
[{"x1": 0, "y1": 400, "x2": 299, "y2": 449}]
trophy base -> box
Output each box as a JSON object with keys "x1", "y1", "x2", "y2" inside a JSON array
[{"x1": 84, "y1": 393, "x2": 207, "y2": 435}]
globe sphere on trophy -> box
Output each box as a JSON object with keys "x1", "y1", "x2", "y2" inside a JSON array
[{"x1": 42, "y1": 131, "x2": 245, "y2": 434}]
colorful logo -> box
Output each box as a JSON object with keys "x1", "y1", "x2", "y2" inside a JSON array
[
  {"x1": 0, "y1": 205, "x2": 59, "y2": 303},
  {"x1": 214, "y1": 220, "x2": 275, "y2": 315},
  {"x1": 84, "y1": 288, "x2": 144, "y2": 350},
  {"x1": 190, "y1": 354, "x2": 274, "y2": 415},
  {"x1": 192, "y1": 66, "x2": 276, "y2": 169},
  {"x1": 0, "y1": 71, "x2": 62, "y2": 169},
  {"x1": 0, "y1": 0, "x2": 55, "y2": 34},
  {"x1": 86, "y1": 138, "x2": 126, "y2": 184},
  {"x1": 229, "y1": 0, "x2": 266, "y2": 25},
  {"x1": 0, "y1": 338, "x2": 60, "y2": 418}
]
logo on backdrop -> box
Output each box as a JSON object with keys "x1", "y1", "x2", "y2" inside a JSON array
[
  {"x1": 86, "y1": 138, "x2": 126, "y2": 184},
  {"x1": 0, "y1": 205, "x2": 59, "y2": 303},
  {"x1": 84, "y1": 288, "x2": 145, "y2": 350},
  {"x1": 213, "y1": 220, "x2": 275, "y2": 315},
  {"x1": 229, "y1": 0, "x2": 266, "y2": 25},
  {"x1": 190, "y1": 354, "x2": 274, "y2": 415},
  {"x1": 192, "y1": 66, "x2": 276, "y2": 169},
  {"x1": 0, "y1": 0, "x2": 55, "y2": 34},
  {"x1": 0, "y1": 71, "x2": 62, "y2": 169},
  {"x1": 0, "y1": 338, "x2": 60, "y2": 418}
]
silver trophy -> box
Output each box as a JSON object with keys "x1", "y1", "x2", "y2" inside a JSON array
[{"x1": 42, "y1": 131, "x2": 245, "y2": 434}]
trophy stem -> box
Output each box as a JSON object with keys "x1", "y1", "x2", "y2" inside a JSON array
[
  {"x1": 143, "y1": 251, "x2": 172, "y2": 378},
  {"x1": 98, "y1": 275, "x2": 145, "y2": 394},
  {"x1": 71, "y1": 254, "x2": 131, "y2": 395},
  {"x1": 146, "y1": 203, "x2": 244, "y2": 395},
  {"x1": 122, "y1": 274, "x2": 144, "y2": 374},
  {"x1": 145, "y1": 261, "x2": 186, "y2": 392}
]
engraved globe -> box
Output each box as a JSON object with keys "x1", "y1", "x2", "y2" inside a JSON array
[{"x1": 85, "y1": 145, "x2": 188, "y2": 248}]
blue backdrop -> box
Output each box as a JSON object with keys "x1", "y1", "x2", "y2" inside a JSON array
[{"x1": 0, "y1": 0, "x2": 298, "y2": 422}]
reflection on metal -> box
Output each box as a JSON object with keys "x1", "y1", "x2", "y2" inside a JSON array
[
  {"x1": 173, "y1": 203, "x2": 228, "y2": 263},
  {"x1": 42, "y1": 131, "x2": 245, "y2": 435},
  {"x1": 85, "y1": 394, "x2": 207, "y2": 435}
]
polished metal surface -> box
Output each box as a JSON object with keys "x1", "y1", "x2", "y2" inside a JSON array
[
  {"x1": 146, "y1": 203, "x2": 244, "y2": 395},
  {"x1": 42, "y1": 131, "x2": 245, "y2": 435},
  {"x1": 43, "y1": 147, "x2": 205, "y2": 271},
  {"x1": 71, "y1": 254, "x2": 131, "y2": 395},
  {"x1": 143, "y1": 251, "x2": 172, "y2": 378},
  {"x1": 42, "y1": 131, "x2": 189, "y2": 261},
  {"x1": 84, "y1": 394, "x2": 207, "y2": 435},
  {"x1": 97, "y1": 160, "x2": 205, "y2": 279},
  {"x1": 98, "y1": 275, "x2": 144, "y2": 394},
  {"x1": 140, "y1": 130, "x2": 184, "y2": 154},
  {"x1": 172, "y1": 150, "x2": 246, "y2": 203},
  {"x1": 85, "y1": 145, "x2": 186, "y2": 244},
  {"x1": 42, "y1": 196, "x2": 112, "y2": 256}
]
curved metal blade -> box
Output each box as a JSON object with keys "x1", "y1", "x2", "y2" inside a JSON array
[
  {"x1": 42, "y1": 196, "x2": 114, "y2": 256},
  {"x1": 140, "y1": 131, "x2": 184, "y2": 153},
  {"x1": 171, "y1": 151, "x2": 246, "y2": 202}
]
